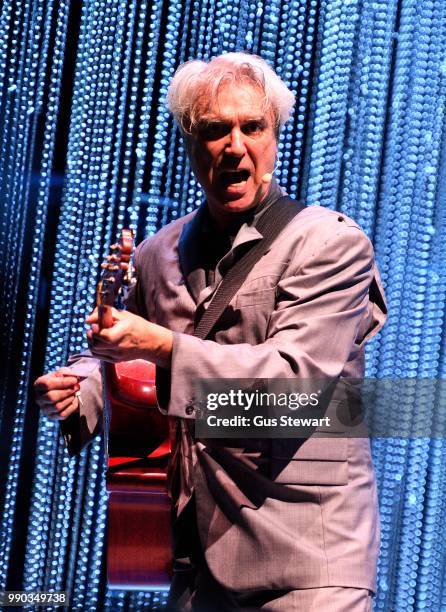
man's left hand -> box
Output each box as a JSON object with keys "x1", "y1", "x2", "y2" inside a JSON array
[{"x1": 86, "y1": 308, "x2": 173, "y2": 368}]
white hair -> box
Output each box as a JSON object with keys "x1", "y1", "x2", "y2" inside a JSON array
[{"x1": 166, "y1": 52, "x2": 295, "y2": 134}]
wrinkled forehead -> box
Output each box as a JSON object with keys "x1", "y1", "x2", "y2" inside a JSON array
[{"x1": 194, "y1": 80, "x2": 271, "y2": 122}]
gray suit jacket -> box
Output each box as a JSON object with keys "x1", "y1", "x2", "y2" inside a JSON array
[{"x1": 64, "y1": 203, "x2": 387, "y2": 593}]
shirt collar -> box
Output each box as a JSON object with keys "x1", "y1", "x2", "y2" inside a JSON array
[{"x1": 201, "y1": 178, "x2": 285, "y2": 239}]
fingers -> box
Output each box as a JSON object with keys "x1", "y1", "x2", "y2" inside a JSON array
[
  {"x1": 37, "y1": 386, "x2": 80, "y2": 407},
  {"x1": 109, "y1": 307, "x2": 123, "y2": 320},
  {"x1": 85, "y1": 307, "x2": 99, "y2": 324},
  {"x1": 42, "y1": 394, "x2": 75, "y2": 415},
  {"x1": 90, "y1": 324, "x2": 100, "y2": 335},
  {"x1": 87, "y1": 320, "x2": 129, "y2": 354},
  {"x1": 90, "y1": 317, "x2": 128, "y2": 341},
  {"x1": 58, "y1": 401, "x2": 81, "y2": 420},
  {"x1": 34, "y1": 372, "x2": 80, "y2": 394},
  {"x1": 86, "y1": 307, "x2": 122, "y2": 324},
  {"x1": 86, "y1": 310, "x2": 155, "y2": 362},
  {"x1": 34, "y1": 370, "x2": 81, "y2": 420},
  {"x1": 86, "y1": 308, "x2": 127, "y2": 335},
  {"x1": 56, "y1": 367, "x2": 81, "y2": 378},
  {"x1": 87, "y1": 324, "x2": 110, "y2": 344},
  {"x1": 42, "y1": 395, "x2": 80, "y2": 421}
]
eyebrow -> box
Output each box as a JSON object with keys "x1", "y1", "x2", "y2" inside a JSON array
[{"x1": 199, "y1": 116, "x2": 266, "y2": 125}]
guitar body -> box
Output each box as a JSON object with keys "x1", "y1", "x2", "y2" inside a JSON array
[
  {"x1": 97, "y1": 231, "x2": 172, "y2": 589},
  {"x1": 105, "y1": 359, "x2": 172, "y2": 590}
]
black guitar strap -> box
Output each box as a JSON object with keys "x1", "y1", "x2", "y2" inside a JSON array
[{"x1": 193, "y1": 196, "x2": 306, "y2": 340}]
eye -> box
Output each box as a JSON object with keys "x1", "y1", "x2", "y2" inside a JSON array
[
  {"x1": 242, "y1": 120, "x2": 265, "y2": 135},
  {"x1": 196, "y1": 121, "x2": 230, "y2": 140}
]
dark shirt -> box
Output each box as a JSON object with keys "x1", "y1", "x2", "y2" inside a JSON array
[{"x1": 200, "y1": 180, "x2": 284, "y2": 286}]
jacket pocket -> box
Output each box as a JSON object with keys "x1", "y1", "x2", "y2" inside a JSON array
[
  {"x1": 236, "y1": 287, "x2": 277, "y2": 308},
  {"x1": 271, "y1": 437, "x2": 349, "y2": 486}
]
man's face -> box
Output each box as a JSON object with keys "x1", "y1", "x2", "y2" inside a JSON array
[{"x1": 186, "y1": 83, "x2": 278, "y2": 221}]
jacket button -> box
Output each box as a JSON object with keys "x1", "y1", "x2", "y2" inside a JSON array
[{"x1": 185, "y1": 405, "x2": 194, "y2": 415}]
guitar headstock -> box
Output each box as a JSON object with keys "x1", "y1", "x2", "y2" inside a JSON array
[{"x1": 97, "y1": 229, "x2": 135, "y2": 329}]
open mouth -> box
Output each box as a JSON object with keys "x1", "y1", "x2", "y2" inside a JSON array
[{"x1": 219, "y1": 169, "x2": 250, "y2": 187}]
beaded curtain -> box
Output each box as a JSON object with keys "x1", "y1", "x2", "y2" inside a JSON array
[{"x1": 1, "y1": 0, "x2": 445, "y2": 610}]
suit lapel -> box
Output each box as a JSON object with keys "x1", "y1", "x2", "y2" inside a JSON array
[
  {"x1": 178, "y1": 203, "x2": 265, "y2": 305},
  {"x1": 212, "y1": 224, "x2": 263, "y2": 287},
  {"x1": 178, "y1": 204, "x2": 208, "y2": 303}
]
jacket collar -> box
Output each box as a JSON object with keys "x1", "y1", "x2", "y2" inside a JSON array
[
  {"x1": 178, "y1": 180, "x2": 284, "y2": 302},
  {"x1": 178, "y1": 203, "x2": 208, "y2": 302}
]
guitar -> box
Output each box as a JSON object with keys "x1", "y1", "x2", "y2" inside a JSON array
[{"x1": 97, "y1": 229, "x2": 172, "y2": 590}]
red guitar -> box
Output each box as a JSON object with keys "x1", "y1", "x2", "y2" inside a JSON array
[{"x1": 97, "y1": 230, "x2": 172, "y2": 589}]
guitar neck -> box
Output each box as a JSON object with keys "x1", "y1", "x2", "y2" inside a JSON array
[
  {"x1": 97, "y1": 228, "x2": 134, "y2": 331},
  {"x1": 98, "y1": 303, "x2": 114, "y2": 329}
]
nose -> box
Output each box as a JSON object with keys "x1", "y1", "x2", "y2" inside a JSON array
[{"x1": 226, "y1": 127, "x2": 246, "y2": 157}]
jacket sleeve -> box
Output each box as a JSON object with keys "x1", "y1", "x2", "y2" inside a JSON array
[
  {"x1": 59, "y1": 354, "x2": 102, "y2": 456},
  {"x1": 59, "y1": 238, "x2": 156, "y2": 455},
  {"x1": 161, "y1": 224, "x2": 386, "y2": 418}
]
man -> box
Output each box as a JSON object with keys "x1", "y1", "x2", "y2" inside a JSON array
[{"x1": 35, "y1": 53, "x2": 387, "y2": 611}]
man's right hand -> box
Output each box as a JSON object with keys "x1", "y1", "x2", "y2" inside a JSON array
[{"x1": 34, "y1": 368, "x2": 81, "y2": 420}]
